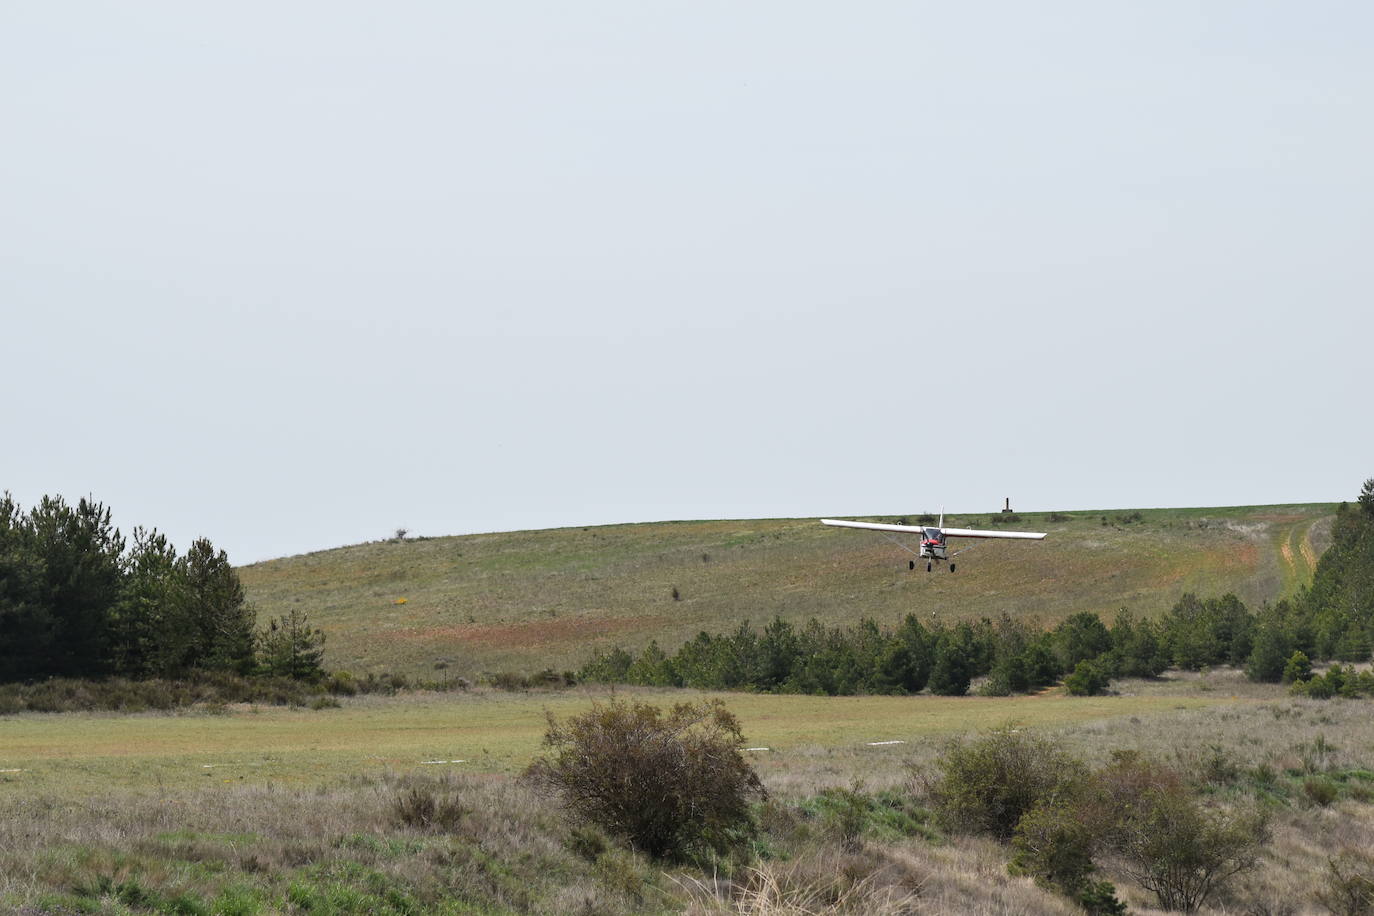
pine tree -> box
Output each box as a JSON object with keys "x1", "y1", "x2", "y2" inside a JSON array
[
  {"x1": 895, "y1": 614, "x2": 934, "y2": 692},
  {"x1": 1054, "y1": 612, "x2": 1113, "y2": 670},
  {"x1": 929, "y1": 625, "x2": 976, "y2": 696},
  {"x1": 181, "y1": 538, "x2": 256, "y2": 674},
  {"x1": 1282, "y1": 650, "x2": 1312, "y2": 684},
  {"x1": 0, "y1": 493, "x2": 53, "y2": 682},
  {"x1": 257, "y1": 608, "x2": 327, "y2": 681},
  {"x1": 755, "y1": 617, "x2": 799, "y2": 690},
  {"x1": 110, "y1": 528, "x2": 187, "y2": 677},
  {"x1": 626, "y1": 640, "x2": 678, "y2": 687},
  {"x1": 28, "y1": 496, "x2": 124, "y2": 677},
  {"x1": 1246, "y1": 622, "x2": 1293, "y2": 683}
]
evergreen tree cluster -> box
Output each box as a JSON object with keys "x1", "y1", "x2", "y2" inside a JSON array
[
  {"x1": 579, "y1": 610, "x2": 1172, "y2": 698},
  {"x1": 574, "y1": 586, "x2": 1345, "y2": 699},
  {"x1": 0, "y1": 492, "x2": 323, "y2": 683},
  {"x1": 1245, "y1": 479, "x2": 1374, "y2": 684}
]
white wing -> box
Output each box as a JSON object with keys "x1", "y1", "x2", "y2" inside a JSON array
[
  {"x1": 940, "y1": 527, "x2": 1046, "y2": 540},
  {"x1": 820, "y1": 519, "x2": 1046, "y2": 540},
  {"x1": 820, "y1": 519, "x2": 927, "y2": 534}
]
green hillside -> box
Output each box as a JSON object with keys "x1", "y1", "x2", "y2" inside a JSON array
[{"x1": 238, "y1": 504, "x2": 1335, "y2": 679}]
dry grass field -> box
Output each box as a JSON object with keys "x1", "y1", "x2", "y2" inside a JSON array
[
  {"x1": 5, "y1": 672, "x2": 1374, "y2": 913},
  {"x1": 239, "y1": 504, "x2": 1334, "y2": 679}
]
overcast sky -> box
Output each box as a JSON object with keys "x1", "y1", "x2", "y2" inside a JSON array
[{"x1": 4, "y1": 2, "x2": 1371, "y2": 563}]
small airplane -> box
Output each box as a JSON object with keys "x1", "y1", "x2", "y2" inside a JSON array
[{"x1": 820, "y1": 512, "x2": 1046, "y2": 572}]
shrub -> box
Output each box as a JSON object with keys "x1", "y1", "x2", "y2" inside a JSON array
[
  {"x1": 1010, "y1": 800, "x2": 1097, "y2": 893},
  {"x1": 1009, "y1": 794, "x2": 1126, "y2": 915},
  {"x1": 923, "y1": 728, "x2": 1083, "y2": 839},
  {"x1": 1075, "y1": 881, "x2": 1127, "y2": 916},
  {"x1": 1318, "y1": 851, "x2": 1374, "y2": 916},
  {"x1": 1283, "y1": 650, "x2": 1313, "y2": 684},
  {"x1": 566, "y1": 825, "x2": 610, "y2": 862},
  {"x1": 324, "y1": 670, "x2": 358, "y2": 696},
  {"x1": 1298, "y1": 666, "x2": 1341, "y2": 699},
  {"x1": 808, "y1": 784, "x2": 874, "y2": 852},
  {"x1": 485, "y1": 669, "x2": 575, "y2": 690},
  {"x1": 1195, "y1": 744, "x2": 1241, "y2": 787},
  {"x1": 0, "y1": 673, "x2": 334, "y2": 714},
  {"x1": 1304, "y1": 776, "x2": 1340, "y2": 807},
  {"x1": 1064, "y1": 657, "x2": 1111, "y2": 696},
  {"x1": 1094, "y1": 752, "x2": 1267, "y2": 912},
  {"x1": 391, "y1": 782, "x2": 469, "y2": 831},
  {"x1": 524, "y1": 698, "x2": 764, "y2": 860}
]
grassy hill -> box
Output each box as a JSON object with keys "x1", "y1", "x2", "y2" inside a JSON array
[{"x1": 238, "y1": 504, "x2": 1335, "y2": 679}]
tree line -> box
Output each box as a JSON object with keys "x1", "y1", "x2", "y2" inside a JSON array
[
  {"x1": 581, "y1": 479, "x2": 1374, "y2": 697},
  {"x1": 577, "y1": 607, "x2": 1165, "y2": 697},
  {"x1": 0, "y1": 492, "x2": 324, "y2": 684}
]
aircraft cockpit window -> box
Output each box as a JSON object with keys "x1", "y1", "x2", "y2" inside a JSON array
[{"x1": 923, "y1": 528, "x2": 941, "y2": 540}]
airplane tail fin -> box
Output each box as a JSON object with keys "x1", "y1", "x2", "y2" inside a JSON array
[{"x1": 939, "y1": 507, "x2": 945, "y2": 529}]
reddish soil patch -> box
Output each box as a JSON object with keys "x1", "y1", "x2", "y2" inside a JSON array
[
  {"x1": 1219, "y1": 541, "x2": 1261, "y2": 571},
  {"x1": 1299, "y1": 524, "x2": 1319, "y2": 572},
  {"x1": 383, "y1": 615, "x2": 667, "y2": 649}
]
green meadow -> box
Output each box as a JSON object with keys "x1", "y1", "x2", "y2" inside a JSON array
[{"x1": 1, "y1": 684, "x2": 1238, "y2": 796}]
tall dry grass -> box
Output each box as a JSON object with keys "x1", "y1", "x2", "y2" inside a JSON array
[{"x1": 0, "y1": 771, "x2": 660, "y2": 914}]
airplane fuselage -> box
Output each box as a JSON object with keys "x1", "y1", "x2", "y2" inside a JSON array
[{"x1": 920, "y1": 528, "x2": 948, "y2": 560}]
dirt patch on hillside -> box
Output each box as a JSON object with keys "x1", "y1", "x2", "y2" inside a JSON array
[
  {"x1": 383, "y1": 615, "x2": 667, "y2": 649},
  {"x1": 1224, "y1": 521, "x2": 1271, "y2": 538},
  {"x1": 1299, "y1": 523, "x2": 1319, "y2": 572}
]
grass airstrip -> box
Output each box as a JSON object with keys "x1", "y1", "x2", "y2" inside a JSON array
[{"x1": 1, "y1": 686, "x2": 1239, "y2": 796}]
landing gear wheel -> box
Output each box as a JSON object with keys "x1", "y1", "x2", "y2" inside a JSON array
[
  {"x1": 926, "y1": 562, "x2": 932, "y2": 572},
  {"x1": 950, "y1": 563, "x2": 956, "y2": 573},
  {"x1": 909, "y1": 560, "x2": 915, "y2": 570}
]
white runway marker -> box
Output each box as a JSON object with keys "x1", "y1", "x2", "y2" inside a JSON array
[
  {"x1": 421, "y1": 759, "x2": 467, "y2": 764},
  {"x1": 0, "y1": 768, "x2": 22, "y2": 773},
  {"x1": 745, "y1": 747, "x2": 770, "y2": 752},
  {"x1": 866, "y1": 740, "x2": 906, "y2": 746}
]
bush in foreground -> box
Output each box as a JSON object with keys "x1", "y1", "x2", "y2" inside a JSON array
[
  {"x1": 923, "y1": 728, "x2": 1083, "y2": 839},
  {"x1": 1093, "y1": 751, "x2": 1268, "y2": 913},
  {"x1": 525, "y1": 698, "x2": 764, "y2": 860},
  {"x1": 1011, "y1": 801, "x2": 1125, "y2": 914}
]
